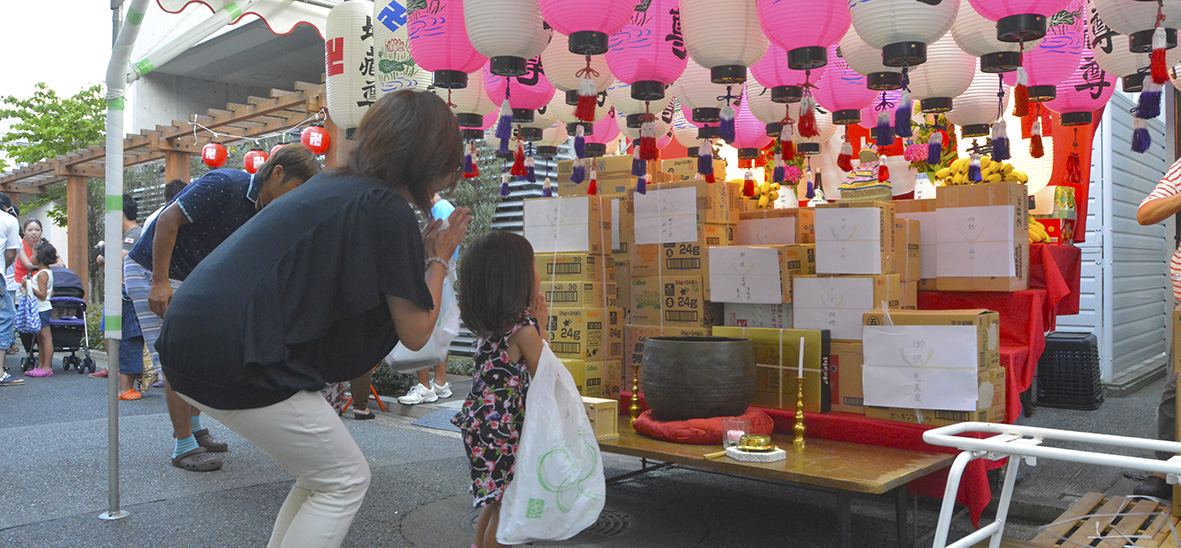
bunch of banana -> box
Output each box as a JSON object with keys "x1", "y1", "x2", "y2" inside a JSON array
[
  {"x1": 1028, "y1": 219, "x2": 1049, "y2": 244},
  {"x1": 933, "y1": 155, "x2": 1029, "y2": 186},
  {"x1": 752, "y1": 181, "x2": 781, "y2": 208}
]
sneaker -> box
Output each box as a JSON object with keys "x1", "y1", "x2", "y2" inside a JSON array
[
  {"x1": 398, "y1": 383, "x2": 438, "y2": 405},
  {"x1": 118, "y1": 389, "x2": 142, "y2": 401},
  {"x1": 432, "y1": 381, "x2": 452, "y2": 399},
  {"x1": 0, "y1": 372, "x2": 24, "y2": 386},
  {"x1": 1134, "y1": 475, "x2": 1173, "y2": 499}
]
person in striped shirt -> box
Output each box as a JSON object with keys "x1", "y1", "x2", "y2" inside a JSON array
[{"x1": 1134, "y1": 156, "x2": 1181, "y2": 499}]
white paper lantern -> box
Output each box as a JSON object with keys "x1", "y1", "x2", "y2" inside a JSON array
[
  {"x1": 849, "y1": 0, "x2": 961, "y2": 67},
  {"x1": 1087, "y1": 0, "x2": 1181, "y2": 91},
  {"x1": 534, "y1": 121, "x2": 570, "y2": 155},
  {"x1": 541, "y1": 33, "x2": 616, "y2": 93},
  {"x1": 671, "y1": 107, "x2": 702, "y2": 148},
  {"x1": 952, "y1": 0, "x2": 1042, "y2": 73},
  {"x1": 373, "y1": 0, "x2": 431, "y2": 98},
  {"x1": 668, "y1": 60, "x2": 734, "y2": 124},
  {"x1": 326, "y1": 0, "x2": 377, "y2": 132},
  {"x1": 794, "y1": 109, "x2": 835, "y2": 148},
  {"x1": 908, "y1": 32, "x2": 977, "y2": 113},
  {"x1": 680, "y1": 0, "x2": 768, "y2": 83},
  {"x1": 1094, "y1": 0, "x2": 1181, "y2": 52},
  {"x1": 465, "y1": 0, "x2": 553, "y2": 76},
  {"x1": 432, "y1": 67, "x2": 497, "y2": 128},
  {"x1": 605, "y1": 79, "x2": 673, "y2": 122},
  {"x1": 547, "y1": 91, "x2": 611, "y2": 126},
  {"x1": 945, "y1": 61, "x2": 1008, "y2": 138},
  {"x1": 838, "y1": 29, "x2": 903, "y2": 90},
  {"x1": 525, "y1": 99, "x2": 558, "y2": 130},
  {"x1": 745, "y1": 79, "x2": 796, "y2": 137}
]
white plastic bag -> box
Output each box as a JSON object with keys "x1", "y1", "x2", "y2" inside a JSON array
[
  {"x1": 497, "y1": 343, "x2": 606, "y2": 544},
  {"x1": 386, "y1": 260, "x2": 460, "y2": 373}
]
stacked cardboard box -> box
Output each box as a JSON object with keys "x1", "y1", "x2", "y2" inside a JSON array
[
  {"x1": 556, "y1": 156, "x2": 635, "y2": 198},
  {"x1": 713, "y1": 326, "x2": 832, "y2": 414},
  {"x1": 895, "y1": 199, "x2": 937, "y2": 290},
  {"x1": 935, "y1": 182, "x2": 1030, "y2": 292}
]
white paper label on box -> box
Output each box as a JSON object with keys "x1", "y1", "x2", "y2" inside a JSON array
[
  {"x1": 709, "y1": 247, "x2": 783, "y2": 304},
  {"x1": 897, "y1": 211, "x2": 936, "y2": 279},
  {"x1": 723, "y1": 303, "x2": 792, "y2": 328},
  {"x1": 634, "y1": 186, "x2": 698, "y2": 245},
  {"x1": 523, "y1": 197, "x2": 592, "y2": 253},
  {"x1": 735, "y1": 217, "x2": 797, "y2": 246},
  {"x1": 862, "y1": 325, "x2": 980, "y2": 411},
  {"x1": 815, "y1": 207, "x2": 882, "y2": 275},
  {"x1": 935, "y1": 205, "x2": 1016, "y2": 277},
  {"x1": 792, "y1": 276, "x2": 876, "y2": 340},
  {"x1": 610, "y1": 198, "x2": 622, "y2": 251}
]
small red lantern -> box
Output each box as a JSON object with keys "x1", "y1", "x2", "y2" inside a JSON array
[
  {"x1": 243, "y1": 149, "x2": 269, "y2": 174},
  {"x1": 270, "y1": 143, "x2": 286, "y2": 157},
  {"x1": 201, "y1": 142, "x2": 228, "y2": 168},
  {"x1": 301, "y1": 125, "x2": 331, "y2": 155}
]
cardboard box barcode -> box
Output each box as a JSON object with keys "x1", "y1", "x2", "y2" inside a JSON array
[
  {"x1": 546, "y1": 307, "x2": 623, "y2": 361},
  {"x1": 541, "y1": 281, "x2": 618, "y2": 308}
]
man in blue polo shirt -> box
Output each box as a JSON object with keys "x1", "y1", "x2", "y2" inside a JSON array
[{"x1": 126, "y1": 146, "x2": 320, "y2": 472}]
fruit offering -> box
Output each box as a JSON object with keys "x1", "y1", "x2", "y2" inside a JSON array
[{"x1": 934, "y1": 155, "x2": 1028, "y2": 186}]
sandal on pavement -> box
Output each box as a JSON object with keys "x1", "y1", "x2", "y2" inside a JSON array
[
  {"x1": 193, "y1": 428, "x2": 228, "y2": 452},
  {"x1": 171, "y1": 447, "x2": 223, "y2": 472},
  {"x1": 118, "y1": 389, "x2": 142, "y2": 401},
  {"x1": 89, "y1": 369, "x2": 109, "y2": 378},
  {"x1": 0, "y1": 372, "x2": 24, "y2": 386},
  {"x1": 25, "y1": 369, "x2": 52, "y2": 378},
  {"x1": 1134, "y1": 475, "x2": 1173, "y2": 499},
  {"x1": 354, "y1": 409, "x2": 376, "y2": 420},
  {"x1": 7, "y1": 344, "x2": 19, "y2": 355}
]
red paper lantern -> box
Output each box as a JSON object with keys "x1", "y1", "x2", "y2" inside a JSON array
[
  {"x1": 201, "y1": 142, "x2": 228, "y2": 168},
  {"x1": 301, "y1": 125, "x2": 331, "y2": 155},
  {"x1": 270, "y1": 143, "x2": 286, "y2": 157},
  {"x1": 244, "y1": 149, "x2": 269, "y2": 174}
]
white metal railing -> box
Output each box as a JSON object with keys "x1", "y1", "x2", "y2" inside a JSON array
[{"x1": 921, "y1": 422, "x2": 1181, "y2": 548}]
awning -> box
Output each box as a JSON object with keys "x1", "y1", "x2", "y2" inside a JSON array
[{"x1": 156, "y1": 0, "x2": 335, "y2": 39}]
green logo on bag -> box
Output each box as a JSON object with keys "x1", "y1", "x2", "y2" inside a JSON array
[{"x1": 526, "y1": 498, "x2": 545, "y2": 519}]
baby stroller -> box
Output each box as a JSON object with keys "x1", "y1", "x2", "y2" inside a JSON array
[{"x1": 19, "y1": 266, "x2": 96, "y2": 374}]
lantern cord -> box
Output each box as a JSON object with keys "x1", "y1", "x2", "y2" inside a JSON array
[
  {"x1": 716, "y1": 85, "x2": 740, "y2": 106},
  {"x1": 900, "y1": 67, "x2": 910, "y2": 93},
  {"x1": 189, "y1": 108, "x2": 328, "y2": 144},
  {"x1": 997, "y1": 74, "x2": 1007, "y2": 121},
  {"x1": 801, "y1": 69, "x2": 816, "y2": 92},
  {"x1": 874, "y1": 92, "x2": 896, "y2": 111},
  {"x1": 575, "y1": 55, "x2": 600, "y2": 79},
  {"x1": 446, "y1": 88, "x2": 456, "y2": 109}
]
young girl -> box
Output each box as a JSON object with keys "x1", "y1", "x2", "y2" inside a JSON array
[
  {"x1": 22, "y1": 242, "x2": 55, "y2": 377},
  {"x1": 452, "y1": 231, "x2": 549, "y2": 548}
]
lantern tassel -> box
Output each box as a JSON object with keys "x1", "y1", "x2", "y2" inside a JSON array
[
  {"x1": 719, "y1": 104, "x2": 736, "y2": 144},
  {"x1": 570, "y1": 157, "x2": 586, "y2": 184},
  {"x1": 510, "y1": 142, "x2": 526, "y2": 177},
  {"x1": 1137, "y1": 81, "x2": 1162, "y2": 119},
  {"x1": 927, "y1": 130, "x2": 944, "y2": 165},
  {"x1": 698, "y1": 140, "x2": 716, "y2": 183},
  {"x1": 1152, "y1": 26, "x2": 1169, "y2": 85},
  {"x1": 991, "y1": 120, "x2": 1011, "y2": 162},
  {"x1": 875, "y1": 111, "x2": 893, "y2": 145},
  {"x1": 588, "y1": 166, "x2": 599, "y2": 195},
  {"x1": 499, "y1": 173, "x2": 511, "y2": 197},
  {"x1": 837, "y1": 139, "x2": 854, "y2": 172},
  {"x1": 798, "y1": 96, "x2": 818, "y2": 138},
  {"x1": 639, "y1": 118, "x2": 658, "y2": 160},
  {"x1": 773, "y1": 157, "x2": 785, "y2": 184},
  {"x1": 742, "y1": 170, "x2": 755, "y2": 197},
  {"x1": 631, "y1": 145, "x2": 647, "y2": 177},
  {"x1": 1013, "y1": 66, "x2": 1029, "y2": 118},
  {"x1": 573, "y1": 124, "x2": 587, "y2": 158},
  {"x1": 1030, "y1": 119, "x2": 1044, "y2": 159},
  {"x1": 636, "y1": 174, "x2": 647, "y2": 195},
  {"x1": 495, "y1": 100, "x2": 513, "y2": 142},
  {"x1": 780, "y1": 125, "x2": 795, "y2": 161},
  {"x1": 463, "y1": 143, "x2": 476, "y2": 178},
  {"x1": 968, "y1": 153, "x2": 982, "y2": 182},
  {"x1": 806, "y1": 175, "x2": 815, "y2": 200},
  {"x1": 895, "y1": 90, "x2": 912, "y2": 138},
  {"x1": 542, "y1": 176, "x2": 553, "y2": 197},
  {"x1": 525, "y1": 155, "x2": 536, "y2": 183},
  {"x1": 1065, "y1": 151, "x2": 1082, "y2": 184},
  {"x1": 1132, "y1": 117, "x2": 1152, "y2": 153},
  {"x1": 574, "y1": 77, "x2": 597, "y2": 122},
  {"x1": 878, "y1": 158, "x2": 890, "y2": 183}
]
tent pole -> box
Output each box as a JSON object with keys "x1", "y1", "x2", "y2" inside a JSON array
[{"x1": 125, "y1": 0, "x2": 259, "y2": 84}]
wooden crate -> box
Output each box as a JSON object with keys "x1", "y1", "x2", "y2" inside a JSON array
[
  {"x1": 582, "y1": 396, "x2": 620, "y2": 441},
  {"x1": 972, "y1": 493, "x2": 1178, "y2": 547}
]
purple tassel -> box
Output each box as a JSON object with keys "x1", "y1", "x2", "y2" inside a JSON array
[
  {"x1": 499, "y1": 173, "x2": 511, "y2": 197},
  {"x1": 990, "y1": 120, "x2": 1010, "y2": 162},
  {"x1": 495, "y1": 100, "x2": 513, "y2": 141},
  {"x1": 498, "y1": 137, "x2": 510, "y2": 155},
  {"x1": 1137, "y1": 82, "x2": 1162, "y2": 119},
  {"x1": 573, "y1": 124, "x2": 587, "y2": 158},
  {"x1": 927, "y1": 130, "x2": 943, "y2": 165},
  {"x1": 541, "y1": 177, "x2": 553, "y2": 197},
  {"x1": 570, "y1": 158, "x2": 586, "y2": 184},
  {"x1": 697, "y1": 140, "x2": 715, "y2": 182},
  {"x1": 636, "y1": 175, "x2": 647, "y2": 195},
  {"x1": 968, "y1": 154, "x2": 982, "y2": 182},
  {"x1": 805, "y1": 177, "x2": 815, "y2": 199},
  {"x1": 895, "y1": 90, "x2": 912, "y2": 138},
  {"x1": 631, "y1": 146, "x2": 646, "y2": 177},
  {"x1": 875, "y1": 111, "x2": 893, "y2": 145},
  {"x1": 463, "y1": 150, "x2": 473, "y2": 175},
  {"x1": 773, "y1": 164, "x2": 785, "y2": 184},
  {"x1": 719, "y1": 104, "x2": 736, "y2": 144},
  {"x1": 1132, "y1": 118, "x2": 1151, "y2": 153},
  {"x1": 525, "y1": 156, "x2": 536, "y2": 183}
]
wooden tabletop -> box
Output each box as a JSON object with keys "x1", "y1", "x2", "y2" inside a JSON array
[{"x1": 599, "y1": 416, "x2": 954, "y2": 495}]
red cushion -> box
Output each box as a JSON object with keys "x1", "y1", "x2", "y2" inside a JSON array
[{"x1": 632, "y1": 408, "x2": 775, "y2": 445}]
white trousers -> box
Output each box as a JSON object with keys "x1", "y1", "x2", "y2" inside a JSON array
[{"x1": 180, "y1": 390, "x2": 371, "y2": 548}]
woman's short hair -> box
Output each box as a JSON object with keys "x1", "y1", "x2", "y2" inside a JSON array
[
  {"x1": 346, "y1": 90, "x2": 462, "y2": 212},
  {"x1": 255, "y1": 144, "x2": 321, "y2": 187},
  {"x1": 459, "y1": 231, "x2": 537, "y2": 339},
  {"x1": 34, "y1": 242, "x2": 57, "y2": 267},
  {"x1": 23, "y1": 219, "x2": 41, "y2": 231}
]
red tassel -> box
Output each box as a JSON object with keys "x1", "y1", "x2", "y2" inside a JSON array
[
  {"x1": 1030, "y1": 119, "x2": 1044, "y2": 158},
  {"x1": 575, "y1": 93, "x2": 597, "y2": 122},
  {"x1": 742, "y1": 171, "x2": 755, "y2": 197},
  {"x1": 510, "y1": 142, "x2": 526, "y2": 176},
  {"x1": 1152, "y1": 26, "x2": 1169, "y2": 85},
  {"x1": 704, "y1": 173, "x2": 716, "y2": 183},
  {"x1": 878, "y1": 161, "x2": 890, "y2": 183},
  {"x1": 797, "y1": 97, "x2": 818, "y2": 138},
  {"x1": 1013, "y1": 85, "x2": 1029, "y2": 118},
  {"x1": 1065, "y1": 152, "x2": 1082, "y2": 184},
  {"x1": 837, "y1": 140, "x2": 853, "y2": 172},
  {"x1": 781, "y1": 139, "x2": 795, "y2": 162},
  {"x1": 587, "y1": 167, "x2": 598, "y2": 195}
]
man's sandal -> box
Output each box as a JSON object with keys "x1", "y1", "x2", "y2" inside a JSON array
[
  {"x1": 171, "y1": 447, "x2": 223, "y2": 472},
  {"x1": 193, "y1": 428, "x2": 228, "y2": 452}
]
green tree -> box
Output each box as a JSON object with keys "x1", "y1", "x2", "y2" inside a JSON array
[{"x1": 0, "y1": 83, "x2": 105, "y2": 168}]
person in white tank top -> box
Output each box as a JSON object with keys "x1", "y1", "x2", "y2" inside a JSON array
[{"x1": 20, "y1": 242, "x2": 55, "y2": 377}]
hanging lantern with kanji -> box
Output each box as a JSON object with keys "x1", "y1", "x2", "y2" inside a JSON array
[
  {"x1": 243, "y1": 149, "x2": 269, "y2": 174},
  {"x1": 326, "y1": 0, "x2": 377, "y2": 134},
  {"x1": 201, "y1": 142, "x2": 228, "y2": 168},
  {"x1": 301, "y1": 125, "x2": 331, "y2": 155},
  {"x1": 406, "y1": 0, "x2": 486, "y2": 88},
  {"x1": 605, "y1": 0, "x2": 688, "y2": 102}
]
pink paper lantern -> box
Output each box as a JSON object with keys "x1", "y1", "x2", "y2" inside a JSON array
[
  {"x1": 605, "y1": 0, "x2": 688, "y2": 101},
  {"x1": 539, "y1": 0, "x2": 634, "y2": 55},
  {"x1": 1002, "y1": 16, "x2": 1085, "y2": 101},
  {"x1": 751, "y1": 43, "x2": 827, "y2": 103},
  {"x1": 1045, "y1": 48, "x2": 1116, "y2": 126},
  {"x1": 407, "y1": 0, "x2": 486, "y2": 89},
  {"x1": 813, "y1": 45, "x2": 878, "y2": 125},
  {"x1": 732, "y1": 87, "x2": 773, "y2": 158},
  {"x1": 757, "y1": 0, "x2": 850, "y2": 70},
  {"x1": 484, "y1": 58, "x2": 557, "y2": 123},
  {"x1": 584, "y1": 106, "x2": 622, "y2": 156},
  {"x1": 968, "y1": 0, "x2": 1073, "y2": 42}
]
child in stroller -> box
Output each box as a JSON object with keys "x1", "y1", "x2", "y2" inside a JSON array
[{"x1": 19, "y1": 265, "x2": 95, "y2": 374}]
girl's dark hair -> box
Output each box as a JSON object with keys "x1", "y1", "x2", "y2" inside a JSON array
[
  {"x1": 459, "y1": 231, "x2": 537, "y2": 339},
  {"x1": 256, "y1": 143, "x2": 321, "y2": 187},
  {"x1": 22, "y1": 219, "x2": 41, "y2": 231},
  {"x1": 345, "y1": 90, "x2": 463, "y2": 212},
  {"x1": 34, "y1": 242, "x2": 57, "y2": 267}
]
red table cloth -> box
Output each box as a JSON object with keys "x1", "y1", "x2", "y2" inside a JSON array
[{"x1": 1029, "y1": 244, "x2": 1082, "y2": 317}]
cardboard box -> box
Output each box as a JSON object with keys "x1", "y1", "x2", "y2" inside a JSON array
[
  {"x1": 709, "y1": 244, "x2": 816, "y2": 304},
  {"x1": 814, "y1": 201, "x2": 896, "y2": 275},
  {"x1": 629, "y1": 276, "x2": 724, "y2": 327},
  {"x1": 613, "y1": 197, "x2": 632, "y2": 256},
  {"x1": 895, "y1": 199, "x2": 938, "y2": 290},
  {"x1": 557, "y1": 156, "x2": 635, "y2": 197},
  {"x1": 631, "y1": 223, "x2": 736, "y2": 299},
  {"x1": 614, "y1": 257, "x2": 631, "y2": 312},
  {"x1": 891, "y1": 219, "x2": 921, "y2": 281},
  {"x1": 792, "y1": 274, "x2": 902, "y2": 341},
  {"x1": 602, "y1": 360, "x2": 622, "y2": 399},
  {"x1": 623, "y1": 324, "x2": 715, "y2": 377},
  {"x1": 862, "y1": 309, "x2": 1000, "y2": 371},
  {"x1": 738, "y1": 208, "x2": 815, "y2": 244},
  {"x1": 561, "y1": 359, "x2": 605, "y2": 397},
  {"x1": 546, "y1": 307, "x2": 623, "y2": 361},
  {"x1": 583, "y1": 396, "x2": 620, "y2": 440},
  {"x1": 865, "y1": 367, "x2": 1006, "y2": 426},
  {"x1": 1033, "y1": 217, "x2": 1075, "y2": 244},
  {"x1": 523, "y1": 196, "x2": 609, "y2": 255},
  {"x1": 661, "y1": 157, "x2": 728, "y2": 183},
  {"x1": 902, "y1": 281, "x2": 918, "y2": 310},
  {"x1": 536, "y1": 253, "x2": 615, "y2": 284},
  {"x1": 935, "y1": 182, "x2": 1030, "y2": 292},
  {"x1": 634, "y1": 179, "x2": 747, "y2": 225},
  {"x1": 712, "y1": 326, "x2": 832, "y2": 414},
  {"x1": 723, "y1": 303, "x2": 793, "y2": 328},
  {"x1": 830, "y1": 341, "x2": 865, "y2": 414},
  {"x1": 541, "y1": 281, "x2": 618, "y2": 308}
]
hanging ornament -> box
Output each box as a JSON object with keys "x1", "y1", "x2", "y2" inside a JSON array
[
  {"x1": 525, "y1": 153, "x2": 536, "y2": 183},
  {"x1": 300, "y1": 125, "x2": 331, "y2": 155},
  {"x1": 463, "y1": 142, "x2": 475, "y2": 177},
  {"x1": 1132, "y1": 117, "x2": 1152, "y2": 153},
  {"x1": 511, "y1": 140, "x2": 527, "y2": 177},
  {"x1": 500, "y1": 172, "x2": 511, "y2": 197},
  {"x1": 719, "y1": 100, "x2": 737, "y2": 144},
  {"x1": 243, "y1": 149, "x2": 268, "y2": 174},
  {"x1": 773, "y1": 156, "x2": 785, "y2": 184},
  {"x1": 201, "y1": 142, "x2": 228, "y2": 168},
  {"x1": 927, "y1": 129, "x2": 945, "y2": 165},
  {"x1": 968, "y1": 152, "x2": 983, "y2": 182},
  {"x1": 542, "y1": 176, "x2": 553, "y2": 197},
  {"x1": 743, "y1": 170, "x2": 756, "y2": 197},
  {"x1": 495, "y1": 98, "x2": 514, "y2": 153},
  {"x1": 698, "y1": 139, "x2": 716, "y2": 183},
  {"x1": 1013, "y1": 64, "x2": 1030, "y2": 117},
  {"x1": 895, "y1": 84, "x2": 912, "y2": 138},
  {"x1": 1030, "y1": 118, "x2": 1045, "y2": 158},
  {"x1": 837, "y1": 134, "x2": 854, "y2": 172},
  {"x1": 639, "y1": 111, "x2": 658, "y2": 160},
  {"x1": 781, "y1": 124, "x2": 796, "y2": 162},
  {"x1": 991, "y1": 120, "x2": 1011, "y2": 162},
  {"x1": 798, "y1": 95, "x2": 819, "y2": 138},
  {"x1": 631, "y1": 142, "x2": 647, "y2": 178}
]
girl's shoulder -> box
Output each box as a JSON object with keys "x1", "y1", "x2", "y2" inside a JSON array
[{"x1": 507, "y1": 312, "x2": 539, "y2": 337}]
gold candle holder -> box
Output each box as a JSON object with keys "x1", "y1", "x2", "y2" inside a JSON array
[
  {"x1": 793, "y1": 377, "x2": 806, "y2": 449},
  {"x1": 629, "y1": 365, "x2": 641, "y2": 427}
]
